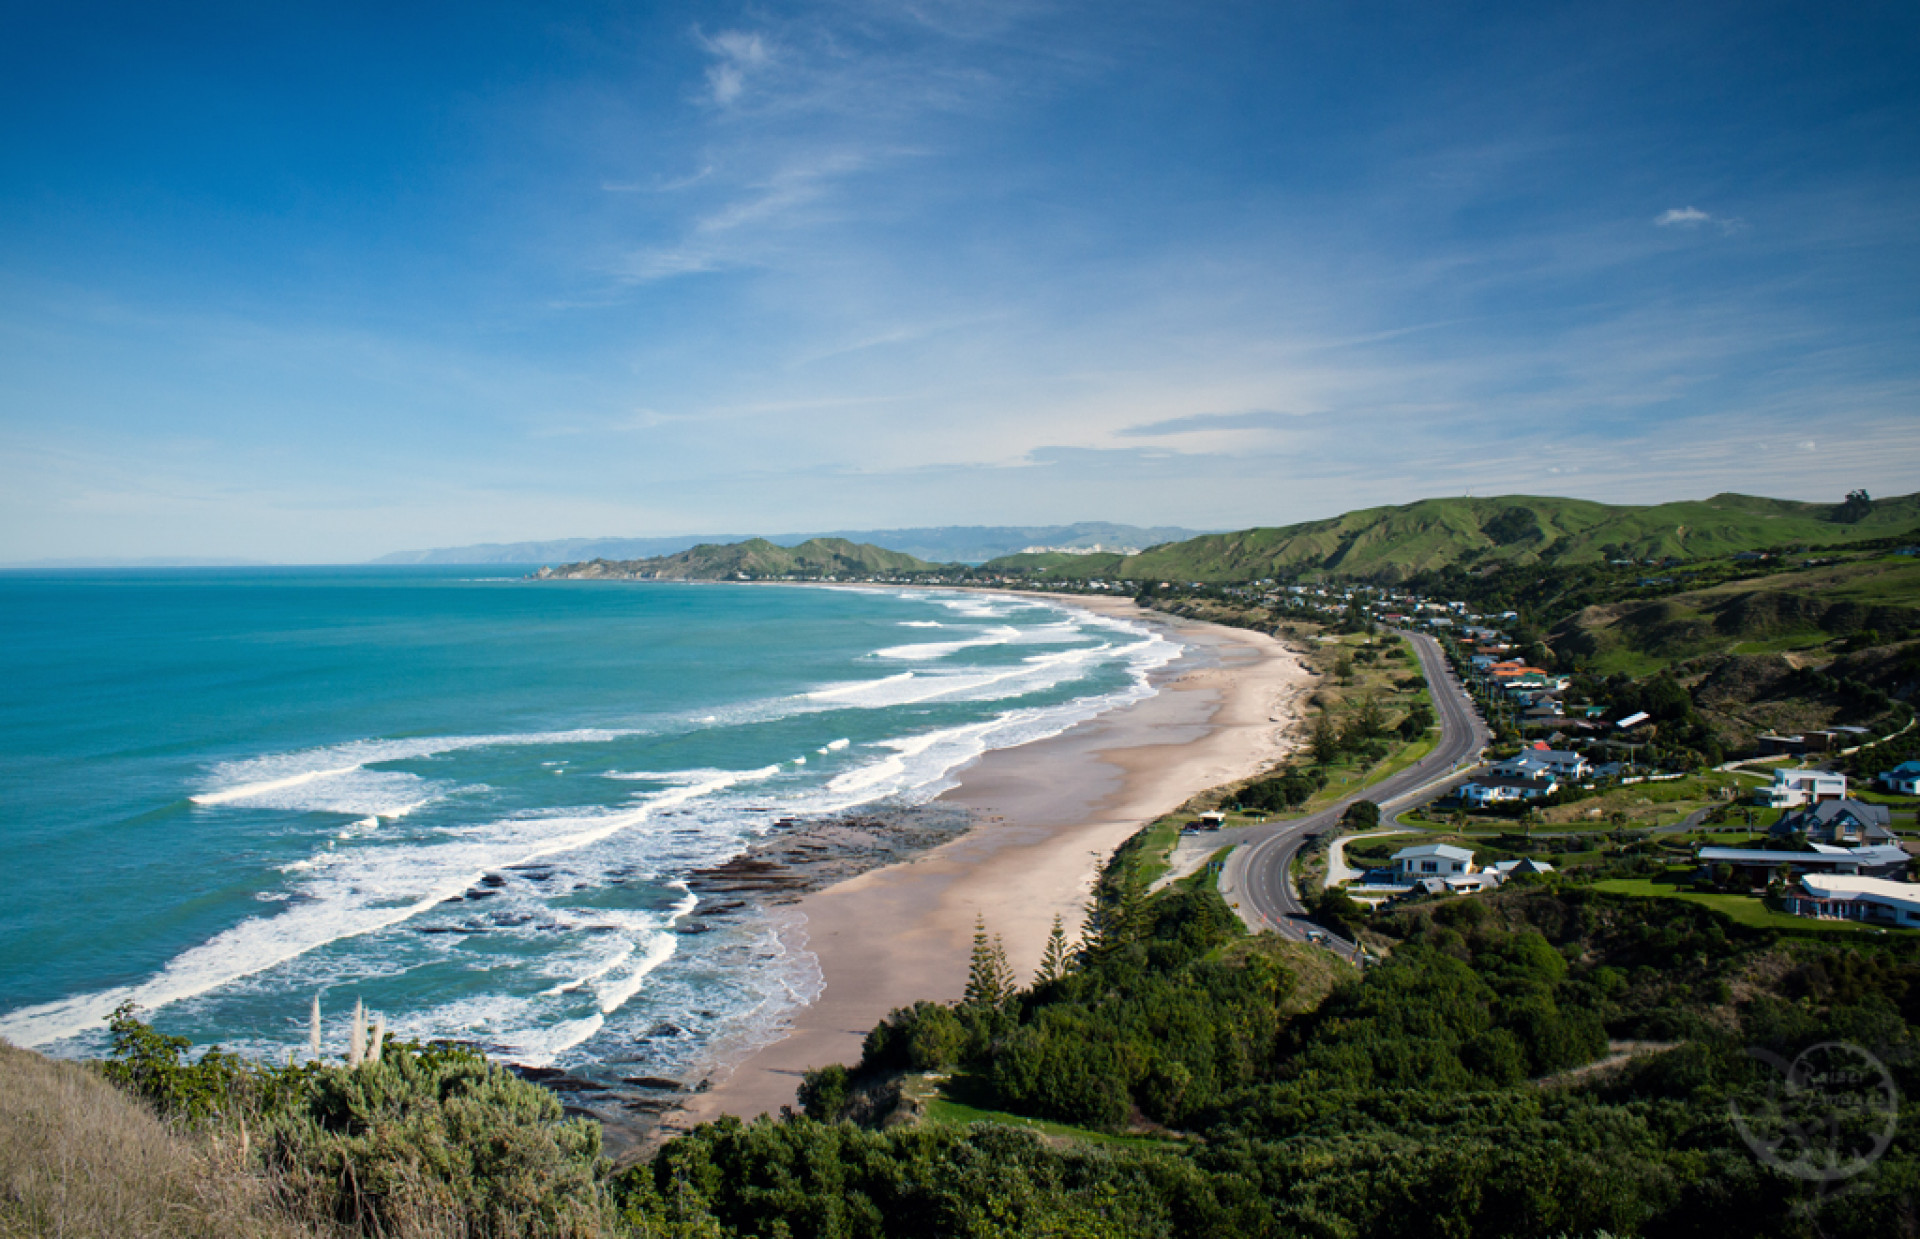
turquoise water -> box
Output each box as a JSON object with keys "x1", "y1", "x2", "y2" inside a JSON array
[{"x1": 0, "y1": 568, "x2": 1173, "y2": 1078}]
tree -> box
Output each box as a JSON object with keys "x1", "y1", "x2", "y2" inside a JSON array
[
  {"x1": 797, "y1": 1064, "x2": 851, "y2": 1120},
  {"x1": 964, "y1": 916, "x2": 1015, "y2": 1007},
  {"x1": 1835, "y1": 488, "x2": 1874, "y2": 524},
  {"x1": 1313, "y1": 887, "x2": 1366, "y2": 938},
  {"x1": 1342, "y1": 695, "x2": 1386, "y2": 747},
  {"x1": 1341, "y1": 800, "x2": 1381, "y2": 830},
  {"x1": 1035, "y1": 914, "x2": 1071, "y2": 986},
  {"x1": 1334, "y1": 653, "x2": 1355, "y2": 682},
  {"x1": 1310, "y1": 712, "x2": 1342, "y2": 766}
]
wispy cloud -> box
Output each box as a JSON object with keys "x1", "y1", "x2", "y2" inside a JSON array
[
  {"x1": 1118, "y1": 409, "x2": 1297, "y2": 437},
  {"x1": 697, "y1": 30, "x2": 772, "y2": 107}
]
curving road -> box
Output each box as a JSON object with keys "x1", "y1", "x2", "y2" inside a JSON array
[{"x1": 1215, "y1": 630, "x2": 1491, "y2": 959}]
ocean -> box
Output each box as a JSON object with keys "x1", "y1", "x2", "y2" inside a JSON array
[{"x1": 0, "y1": 567, "x2": 1174, "y2": 1088}]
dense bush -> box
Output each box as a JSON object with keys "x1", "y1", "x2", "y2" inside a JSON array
[{"x1": 96, "y1": 1007, "x2": 616, "y2": 1238}]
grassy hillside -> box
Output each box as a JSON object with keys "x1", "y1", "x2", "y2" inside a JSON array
[
  {"x1": 539, "y1": 537, "x2": 938, "y2": 581},
  {"x1": 1021, "y1": 492, "x2": 1920, "y2": 585},
  {"x1": 977, "y1": 550, "x2": 1128, "y2": 576},
  {"x1": 1551, "y1": 556, "x2": 1920, "y2": 673}
]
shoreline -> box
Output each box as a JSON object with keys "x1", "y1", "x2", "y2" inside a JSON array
[{"x1": 655, "y1": 593, "x2": 1311, "y2": 1139}]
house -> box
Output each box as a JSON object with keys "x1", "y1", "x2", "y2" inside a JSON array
[
  {"x1": 1879, "y1": 761, "x2": 1920, "y2": 795},
  {"x1": 1770, "y1": 799, "x2": 1895, "y2": 846},
  {"x1": 1758, "y1": 768, "x2": 1847, "y2": 808},
  {"x1": 1696, "y1": 843, "x2": 1909, "y2": 885},
  {"x1": 1494, "y1": 748, "x2": 1590, "y2": 781},
  {"x1": 1458, "y1": 773, "x2": 1559, "y2": 806},
  {"x1": 1615, "y1": 711, "x2": 1652, "y2": 731},
  {"x1": 1393, "y1": 843, "x2": 1477, "y2": 879},
  {"x1": 1780, "y1": 874, "x2": 1920, "y2": 927},
  {"x1": 1490, "y1": 857, "x2": 1556, "y2": 878}
]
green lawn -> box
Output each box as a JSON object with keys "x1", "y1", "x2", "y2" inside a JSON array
[
  {"x1": 1590, "y1": 878, "x2": 1893, "y2": 934},
  {"x1": 923, "y1": 1096, "x2": 1177, "y2": 1148},
  {"x1": 1122, "y1": 815, "x2": 1186, "y2": 887}
]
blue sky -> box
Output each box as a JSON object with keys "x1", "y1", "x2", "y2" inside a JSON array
[{"x1": 2, "y1": 0, "x2": 1916, "y2": 561}]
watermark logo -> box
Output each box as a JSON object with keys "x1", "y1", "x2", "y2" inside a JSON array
[{"x1": 1731, "y1": 1041, "x2": 1899, "y2": 1182}]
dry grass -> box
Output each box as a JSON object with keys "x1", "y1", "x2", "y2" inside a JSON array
[{"x1": 0, "y1": 1040, "x2": 317, "y2": 1239}]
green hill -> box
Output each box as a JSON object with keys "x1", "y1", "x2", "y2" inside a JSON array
[
  {"x1": 1019, "y1": 492, "x2": 1920, "y2": 585},
  {"x1": 1550, "y1": 555, "x2": 1920, "y2": 673},
  {"x1": 977, "y1": 550, "x2": 1128, "y2": 576},
  {"x1": 535, "y1": 537, "x2": 938, "y2": 581}
]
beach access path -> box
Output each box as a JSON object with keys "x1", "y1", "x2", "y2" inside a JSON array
[{"x1": 663, "y1": 595, "x2": 1311, "y2": 1131}]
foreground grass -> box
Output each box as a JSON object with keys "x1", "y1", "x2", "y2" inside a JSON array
[{"x1": 0, "y1": 1041, "x2": 313, "y2": 1239}]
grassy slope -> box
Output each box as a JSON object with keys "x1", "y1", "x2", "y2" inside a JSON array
[
  {"x1": 0, "y1": 1042, "x2": 311, "y2": 1239},
  {"x1": 1025, "y1": 492, "x2": 1920, "y2": 585},
  {"x1": 1552, "y1": 556, "x2": 1920, "y2": 673}
]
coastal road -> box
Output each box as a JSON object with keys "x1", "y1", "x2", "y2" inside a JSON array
[{"x1": 1216, "y1": 630, "x2": 1491, "y2": 958}]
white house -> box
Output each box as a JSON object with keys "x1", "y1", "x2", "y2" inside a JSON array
[
  {"x1": 1458, "y1": 773, "x2": 1558, "y2": 807},
  {"x1": 1494, "y1": 749, "x2": 1590, "y2": 781},
  {"x1": 1879, "y1": 761, "x2": 1920, "y2": 795},
  {"x1": 1782, "y1": 874, "x2": 1920, "y2": 927},
  {"x1": 1393, "y1": 843, "x2": 1476, "y2": 879},
  {"x1": 1758, "y1": 768, "x2": 1848, "y2": 809}
]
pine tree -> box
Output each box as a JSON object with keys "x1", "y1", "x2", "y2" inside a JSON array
[
  {"x1": 990, "y1": 934, "x2": 1015, "y2": 1003},
  {"x1": 1036, "y1": 914, "x2": 1071, "y2": 985},
  {"x1": 964, "y1": 916, "x2": 1003, "y2": 1007}
]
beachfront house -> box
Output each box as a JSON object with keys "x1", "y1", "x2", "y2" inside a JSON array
[
  {"x1": 1769, "y1": 799, "x2": 1896, "y2": 846},
  {"x1": 1879, "y1": 761, "x2": 1920, "y2": 795},
  {"x1": 1757, "y1": 768, "x2": 1847, "y2": 809},
  {"x1": 1780, "y1": 874, "x2": 1920, "y2": 927},
  {"x1": 1393, "y1": 843, "x2": 1476, "y2": 879}
]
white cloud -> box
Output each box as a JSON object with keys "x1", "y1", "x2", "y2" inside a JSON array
[
  {"x1": 1655, "y1": 205, "x2": 1744, "y2": 234},
  {"x1": 1655, "y1": 206, "x2": 1712, "y2": 227}
]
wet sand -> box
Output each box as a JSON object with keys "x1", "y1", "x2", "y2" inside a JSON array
[{"x1": 659, "y1": 595, "x2": 1310, "y2": 1133}]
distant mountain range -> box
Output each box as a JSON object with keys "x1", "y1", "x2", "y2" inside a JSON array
[
  {"x1": 373, "y1": 523, "x2": 1210, "y2": 566},
  {"x1": 982, "y1": 492, "x2": 1920, "y2": 584}
]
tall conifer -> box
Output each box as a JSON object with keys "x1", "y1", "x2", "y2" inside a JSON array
[{"x1": 1036, "y1": 914, "x2": 1070, "y2": 985}]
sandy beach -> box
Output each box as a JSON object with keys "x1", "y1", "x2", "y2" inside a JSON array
[{"x1": 662, "y1": 594, "x2": 1311, "y2": 1133}]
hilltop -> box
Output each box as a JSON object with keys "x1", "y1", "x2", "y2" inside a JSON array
[
  {"x1": 533, "y1": 537, "x2": 938, "y2": 581},
  {"x1": 991, "y1": 492, "x2": 1920, "y2": 585}
]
